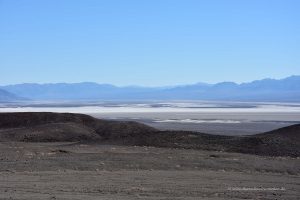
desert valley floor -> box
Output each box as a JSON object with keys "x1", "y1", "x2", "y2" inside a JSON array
[{"x1": 0, "y1": 103, "x2": 299, "y2": 200}]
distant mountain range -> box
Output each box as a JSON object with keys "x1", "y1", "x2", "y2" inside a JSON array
[
  {"x1": 0, "y1": 89, "x2": 24, "y2": 102},
  {"x1": 1, "y1": 75, "x2": 300, "y2": 102}
]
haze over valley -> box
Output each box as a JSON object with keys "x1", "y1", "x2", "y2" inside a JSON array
[{"x1": 1, "y1": 75, "x2": 299, "y2": 136}]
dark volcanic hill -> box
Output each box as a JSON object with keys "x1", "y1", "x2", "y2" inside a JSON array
[
  {"x1": 0, "y1": 112, "x2": 299, "y2": 157},
  {"x1": 0, "y1": 112, "x2": 155, "y2": 142}
]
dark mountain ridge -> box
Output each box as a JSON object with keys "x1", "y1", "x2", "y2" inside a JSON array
[{"x1": 0, "y1": 112, "x2": 299, "y2": 157}]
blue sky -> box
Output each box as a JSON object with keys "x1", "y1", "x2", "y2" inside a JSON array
[{"x1": 0, "y1": 0, "x2": 299, "y2": 86}]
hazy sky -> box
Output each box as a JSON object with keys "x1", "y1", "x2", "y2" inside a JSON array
[{"x1": 0, "y1": 0, "x2": 299, "y2": 86}]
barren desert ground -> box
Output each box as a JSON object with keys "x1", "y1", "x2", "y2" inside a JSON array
[{"x1": 0, "y1": 142, "x2": 299, "y2": 200}]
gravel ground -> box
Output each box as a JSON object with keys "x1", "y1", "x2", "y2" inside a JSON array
[{"x1": 0, "y1": 142, "x2": 299, "y2": 200}]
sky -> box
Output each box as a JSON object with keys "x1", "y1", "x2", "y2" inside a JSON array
[{"x1": 0, "y1": 0, "x2": 299, "y2": 86}]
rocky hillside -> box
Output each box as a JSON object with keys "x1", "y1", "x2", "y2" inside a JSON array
[{"x1": 0, "y1": 112, "x2": 299, "y2": 157}]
